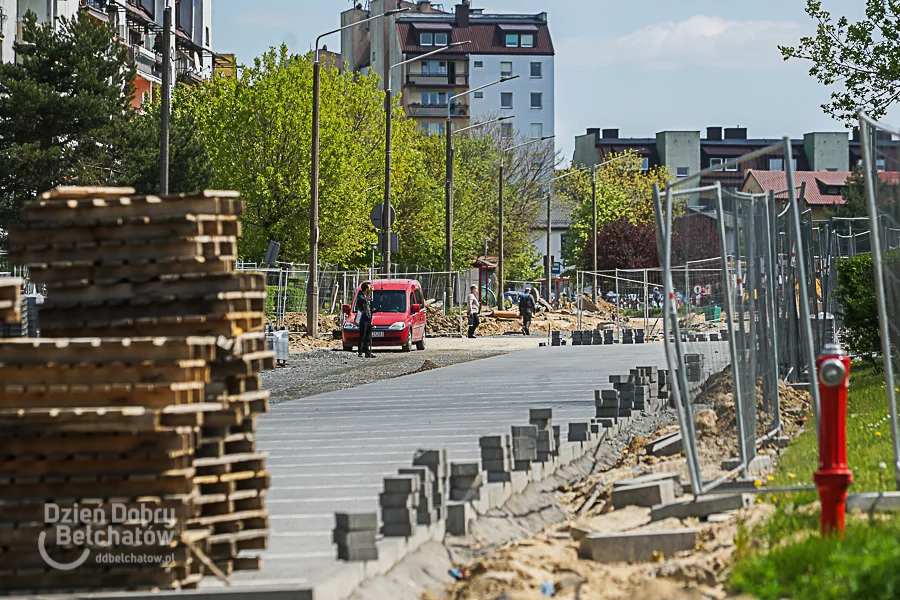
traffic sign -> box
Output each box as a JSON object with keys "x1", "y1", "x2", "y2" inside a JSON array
[
  {"x1": 551, "y1": 262, "x2": 562, "y2": 275},
  {"x1": 693, "y1": 285, "x2": 703, "y2": 295},
  {"x1": 377, "y1": 231, "x2": 398, "y2": 254},
  {"x1": 370, "y1": 203, "x2": 396, "y2": 229}
]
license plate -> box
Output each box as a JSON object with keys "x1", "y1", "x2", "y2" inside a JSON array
[{"x1": 372, "y1": 331, "x2": 385, "y2": 338}]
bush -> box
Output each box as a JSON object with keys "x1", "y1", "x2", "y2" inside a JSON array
[{"x1": 835, "y1": 253, "x2": 881, "y2": 359}]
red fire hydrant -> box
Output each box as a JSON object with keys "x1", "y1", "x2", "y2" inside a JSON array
[{"x1": 813, "y1": 343, "x2": 853, "y2": 536}]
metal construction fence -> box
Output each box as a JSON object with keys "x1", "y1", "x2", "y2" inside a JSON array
[
  {"x1": 857, "y1": 112, "x2": 900, "y2": 489},
  {"x1": 653, "y1": 140, "x2": 822, "y2": 496}
]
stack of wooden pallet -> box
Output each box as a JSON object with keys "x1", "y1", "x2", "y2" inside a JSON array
[
  {"x1": 4, "y1": 187, "x2": 273, "y2": 588},
  {"x1": 0, "y1": 337, "x2": 218, "y2": 591}
]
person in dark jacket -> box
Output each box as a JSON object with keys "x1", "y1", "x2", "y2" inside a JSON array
[
  {"x1": 519, "y1": 287, "x2": 536, "y2": 335},
  {"x1": 357, "y1": 282, "x2": 375, "y2": 358}
]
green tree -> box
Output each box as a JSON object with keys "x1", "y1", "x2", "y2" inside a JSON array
[
  {"x1": 780, "y1": 1, "x2": 900, "y2": 123},
  {"x1": 559, "y1": 152, "x2": 671, "y2": 269},
  {"x1": 117, "y1": 90, "x2": 214, "y2": 194},
  {"x1": 833, "y1": 167, "x2": 900, "y2": 220},
  {"x1": 0, "y1": 10, "x2": 135, "y2": 231}
]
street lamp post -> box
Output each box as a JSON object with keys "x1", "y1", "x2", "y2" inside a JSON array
[
  {"x1": 499, "y1": 135, "x2": 554, "y2": 308},
  {"x1": 385, "y1": 42, "x2": 469, "y2": 282},
  {"x1": 444, "y1": 75, "x2": 518, "y2": 308},
  {"x1": 308, "y1": 8, "x2": 408, "y2": 339}
]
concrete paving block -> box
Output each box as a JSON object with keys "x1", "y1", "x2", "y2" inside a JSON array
[
  {"x1": 398, "y1": 466, "x2": 433, "y2": 487},
  {"x1": 612, "y1": 479, "x2": 676, "y2": 509},
  {"x1": 445, "y1": 501, "x2": 473, "y2": 535},
  {"x1": 450, "y1": 462, "x2": 481, "y2": 477},
  {"x1": 614, "y1": 472, "x2": 681, "y2": 490},
  {"x1": 449, "y1": 487, "x2": 480, "y2": 502},
  {"x1": 384, "y1": 475, "x2": 419, "y2": 494},
  {"x1": 480, "y1": 447, "x2": 506, "y2": 460},
  {"x1": 647, "y1": 432, "x2": 683, "y2": 457},
  {"x1": 413, "y1": 449, "x2": 448, "y2": 478},
  {"x1": 487, "y1": 470, "x2": 511, "y2": 483},
  {"x1": 450, "y1": 473, "x2": 483, "y2": 490},
  {"x1": 416, "y1": 510, "x2": 439, "y2": 526},
  {"x1": 379, "y1": 492, "x2": 417, "y2": 508},
  {"x1": 846, "y1": 491, "x2": 900, "y2": 513},
  {"x1": 482, "y1": 458, "x2": 510, "y2": 472},
  {"x1": 511, "y1": 425, "x2": 538, "y2": 438},
  {"x1": 513, "y1": 459, "x2": 533, "y2": 471},
  {"x1": 338, "y1": 545, "x2": 379, "y2": 561},
  {"x1": 595, "y1": 408, "x2": 619, "y2": 419},
  {"x1": 381, "y1": 522, "x2": 415, "y2": 537},
  {"x1": 333, "y1": 529, "x2": 377, "y2": 547},
  {"x1": 530, "y1": 408, "x2": 553, "y2": 422},
  {"x1": 381, "y1": 507, "x2": 415, "y2": 524},
  {"x1": 479, "y1": 436, "x2": 508, "y2": 448},
  {"x1": 650, "y1": 494, "x2": 751, "y2": 522},
  {"x1": 335, "y1": 512, "x2": 378, "y2": 532},
  {"x1": 580, "y1": 529, "x2": 697, "y2": 563}
]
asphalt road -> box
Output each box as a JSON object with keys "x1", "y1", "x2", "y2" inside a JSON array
[{"x1": 226, "y1": 343, "x2": 677, "y2": 592}]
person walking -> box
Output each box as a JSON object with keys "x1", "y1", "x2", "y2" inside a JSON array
[
  {"x1": 357, "y1": 281, "x2": 375, "y2": 358},
  {"x1": 466, "y1": 284, "x2": 480, "y2": 338},
  {"x1": 519, "y1": 287, "x2": 536, "y2": 335}
]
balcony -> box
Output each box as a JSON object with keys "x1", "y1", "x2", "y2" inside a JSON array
[
  {"x1": 129, "y1": 44, "x2": 161, "y2": 83},
  {"x1": 407, "y1": 103, "x2": 469, "y2": 118},
  {"x1": 406, "y1": 73, "x2": 469, "y2": 87},
  {"x1": 80, "y1": 0, "x2": 110, "y2": 21}
]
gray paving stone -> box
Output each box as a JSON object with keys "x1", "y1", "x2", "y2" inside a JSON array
[
  {"x1": 611, "y1": 479, "x2": 676, "y2": 509},
  {"x1": 580, "y1": 529, "x2": 697, "y2": 563},
  {"x1": 334, "y1": 512, "x2": 378, "y2": 532},
  {"x1": 650, "y1": 494, "x2": 751, "y2": 522}
]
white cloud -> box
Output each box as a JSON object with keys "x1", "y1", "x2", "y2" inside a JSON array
[{"x1": 558, "y1": 15, "x2": 805, "y2": 70}]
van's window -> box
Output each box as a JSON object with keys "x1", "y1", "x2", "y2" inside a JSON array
[
  {"x1": 370, "y1": 290, "x2": 407, "y2": 313},
  {"x1": 416, "y1": 288, "x2": 425, "y2": 307},
  {"x1": 409, "y1": 291, "x2": 416, "y2": 310}
]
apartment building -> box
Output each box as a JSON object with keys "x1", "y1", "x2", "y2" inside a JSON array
[
  {"x1": 341, "y1": 0, "x2": 554, "y2": 139},
  {"x1": 1, "y1": 0, "x2": 213, "y2": 109}
]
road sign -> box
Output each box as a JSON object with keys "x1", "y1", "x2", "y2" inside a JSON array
[
  {"x1": 551, "y1": 262, "x2": 562, "y2": 276},
  {"x1": 377, "y1": 231, "x2": 398, "y2": 254},
  {"x1": 693, "y1": 285, "x2": 703, "y2": 295},
  {"x1": 370, "y1": 204, "x2": 396, "y2": 229}
]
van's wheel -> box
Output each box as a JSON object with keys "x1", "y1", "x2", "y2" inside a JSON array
[
  {"x1": 401, "y1": 330, "x2": 412, "y2": 353},
  {"x1": 415, "y1": 328, "x2": 426, "y2": 351}
]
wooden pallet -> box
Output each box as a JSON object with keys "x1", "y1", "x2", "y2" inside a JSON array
[
  {"x1": 0, "y1": 430, "x2": 195, "y2": 459},
  {"x1": 0, "y1": 402, "x2": 230, "y2": 434},
  {"x1": 25, "y1": 256, "x2": 235, "y2": 285},
  {"x1": 204, "y1": 374, "x2": 262, "y2": 402},
  {"x1": 42, "y1": 312, "x2": 264, "y2": 339},
  {"x1": 44, "y1": 272, "x2": 264, "y2": 304},
  {"x1": 210, "y1": 351, "x2": 275, "y2": 378},
  {"x1": 197, "y1": 431, "x2": 256, "y2": 459},
  {"x1": 0, "y1": 381, "x2": 206, "y2": 409},
  {"x1": 39, "y1": 295, "x2": 264, "y2": 328},
  {"x1": 0, "y1": 360, "x2": 210, "y2": 386},
  {"x1": 0, "y1": 337, "x2": 218, "y2": 364},
  {"x1": 10, "y1": 236, "x2": 238, "y2": 266},
  {"x1": 0, "y1": 495, "x2": 196, "y2": 524},
  {"x1": 0, "y1": 470, "x2": 195, "y2": 501},
  {"x1": 13, "y1": 213, "x2": 241, "y2": 245},
  {"x1": 23, "y1": 188, "x2": 242, "y2": 219}
]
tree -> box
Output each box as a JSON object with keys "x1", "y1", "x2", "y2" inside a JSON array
[
  {"x1": 0, "y1": 11, "x2": 135, "y2": 231},
  {"x1": 559, "y1": 151, "x2": 671, "y2": 269},
  {"x1": 117, "y1": 89, "x2": 214, "y2": 194},
  {"x1": 585, "y1": 218, "x2": 660, "y2": 271},
  {"x1": 833, "y1": 167, "x2": 900, "y2": 221},
  {"x1": 780, "y1": 1, "x2": 900, "y2": 123}
]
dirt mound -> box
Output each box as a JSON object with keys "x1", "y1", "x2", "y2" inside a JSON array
[
  {"x1": 281, "y1": 311, "x2": 340, "y2": 334},
  {"x1": 425, "y1": 304, "x2": 462, "y2": 335},
  {"x1": 413, "y1": 360, "x2": 440, "y2": 373}
]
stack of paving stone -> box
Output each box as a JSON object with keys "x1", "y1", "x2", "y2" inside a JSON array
[
  {"x1": 594, "y1": 388, "x2": 620, "y2": 430},
  {"x1": 551, "y1": 331, "x2": 561, "y2": 347},
  {"x1": 529, "y1": 409, "x2": 557, "y2": 461},
  {"x1": 399, "y1": 466, "x2": 437, "y2": 525},
  {"x1": 634, "y1": 328, "x2": 645, "y2": 344},
  {"x1": 0, "y1": 337, "x2": 218, "y2": 591},
  {"x1": 591, "y1": 329, "x2": 603, "y2": 345},
  {"x1": 333, "y1": 512, "x2": 378, "y2": 561},
  {"x1": 622, "y1": 328, "x2": 634, "y2": 344},
  {"x1": 685, "y1": 353, "x2": 704, "y2": 385},
  {"x1": 0, "y1": 278, "x2": 21, "y2": 326},
  {"x1": 412, "y1": 449, "x2": 448, "y2": 521},
  {"x1": 709, "y1": 332, "x2": 720, "y2": 341},
  {"x1": 611, "y1": 374, "x2": 634, "y2": 420},
  {"x1": 604, "y1": 329, "x2": 615, "y2": 345},
  {"x1": 632, "y1": 366, "x2": 660, "y2": 412},
  {"x1": 7, "y1": 187, "x2": 273, "y2": 577},
  {"x1": 448, "y1": 463, "x2": 482, "y2": 502},
  {"x1": 480, "y1": 435, "x2": 512, "y2": 482},
  {"x1": 511, "y1": 425, "x2": 538, "y2": 471},
  {"x1": 571, "y1": 330, "x2": 584, "y2": 346},
  {"x1": 568, "y1": 421, "x2": 596, "y2": 442},
  {"x1": 379, "y1": 475, "x2": 419, "y2": 537}
]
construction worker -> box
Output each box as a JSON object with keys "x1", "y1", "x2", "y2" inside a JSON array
[
  {"x1": 466, "y1": 284, "x2": 480, "y2": 338},
  {"x1": 357, "y1": 281, "x2": 375, "y2": 358},
  {"x1": 519, "y1": 287, "x2": 536, "y2": 335}
]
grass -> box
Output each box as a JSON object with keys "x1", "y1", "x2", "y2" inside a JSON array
[{"x1": 727, "y1": 361, "x2": 900, "y2": 599}]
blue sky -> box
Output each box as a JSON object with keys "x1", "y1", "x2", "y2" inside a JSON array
[{"x1": 212, "y1": 1, "x2": 882, "y2": 161}]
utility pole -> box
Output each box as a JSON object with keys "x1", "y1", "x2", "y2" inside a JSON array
[
  {"x1": 445, "y1": 117, "x2": 453, "y2": 304},
  {"x1": 591, "y1": 166, "x2": 597, "y2": 302},
  {"x1": 545, "y1": 189, "x2": 551, "y2": 303},
  {"x1": 383, "y1": 85, "x2": 393, "y2": 276},
  {"x1": 497, "y1": 158, "x2": 504, "y2": 308},
  {"x1": 160, "y1": 1, "x2": 172, "y2": 195}
]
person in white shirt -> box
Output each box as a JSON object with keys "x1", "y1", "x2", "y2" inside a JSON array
[{"x1": 466, "y1": 285, "x2": 480, "y2": 338}]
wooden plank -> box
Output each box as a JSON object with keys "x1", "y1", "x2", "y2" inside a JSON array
[
  {"x1": 13, "y1": 214, "x2": 241, "y2": 245},
  {"x1": 0, "y1": 496, "x2": 195, "y2": 524},
  {"x1": 0, "y1": 471, "x2": 195, "y2": 500},
  {"x1": 9, "y1": 236, "x2": 239, "y2": 266},
  {"x1": 39, "y1": 295, "x2": 265, "y2": 325},
  {"x1": 211, "y1": 351, "x2": 276, "y2": 378},
  {"x1": 44, "y1": 272, "x2": 264, "y2": 305},
  {"x1": 41, "y1": 312, "x2": 264, "y2": 339},
  {"x1": 0, "y1": 382, "x2": 205, "y2": 409},
  {"x1": 40, "y1": 186, "x2": 136, "y2": 199},
  {"x1": 0, "y1": 454, "x2": 193, "y2": 478},
  {"x1": 0, "y1": 361, "x2": 209, "y2": 386},
  {"x1": 0, "y1": 336, "x2": 218, "y2": 364},
  {"x1": 25, "y1": 256, "x2": 234, "y2": 285},
  {"x1": 0, "y1": 431, "x2": 194, "y2": 458}
]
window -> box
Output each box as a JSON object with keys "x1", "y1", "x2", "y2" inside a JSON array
[
  {"x1": 473, "y1": 60, "x2": 483, "y2": 68},
  {"x1": 501, "y1": 122, "x2": 513, "y2": 138},
  {"x1": 641, "y1": 157, "x2": 649, "y2": 171},
  {"x1": 521, "y1": 34, "x2": 534, "y2": 48},
  {"x1": 725, "y1": 161, "x2": 738, "y2": 172},
  {"x1": 421, "y1": 92, "x2": 447, "y2": 105},
  {"x1": 409, "y1": 291, "x2": 416, "y2": 311},
  {"x1": 422, "y1": 122, "x2": 445, "y2": 135},
  {"x1": 769, "y1": 158, "x2": 784, "y2": 171},
  {"x1": 530, "y1": 123, "x2": 543, "y2": 138},
  {"x1": 421, "y1": 60, "x2": 447, "y2": 74},
  {"x1": 530, "y1": 61, "x2": 542, "y2": 78},
  {"x1": 500, "y1": 61, "x2": 513, "y2": 77},
  {"x1": 530, "y1": 92, "x2": 542, "y2": 109},
  {"x1": 505, "y1": 33, "x2": 519, "y2": 47},
  {"x1": 473, "y1": 91, "x2": 483, "y2": 98},
  {"x1": 710, "y1": 157, "x2": 724, "y2": 169},
  {"x1": 434, "y1": 32, "x2": 448, "y2": 46},
  {"x1": 205, "y1": 27, "x2": 210, "y2": 47},
  {"x1": 827, "y1": 186, "x2": 841, "y2": 195},
  {"x1": 420, "y1": 32, "x2": 433, "y2": 46},
  {"x1": 877, "y1": 158, "x2": 887, "y2": 172},
  {"x1": 500, "y1": 92, "x2": 513, "y2": 109},
  {"x1": 676, "y1": 167, "x2": 689, "y2": 178}
]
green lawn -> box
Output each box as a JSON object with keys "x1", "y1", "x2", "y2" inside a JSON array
[{"x1": 727, "y1": 361, "x2": 900, "y2": 600}]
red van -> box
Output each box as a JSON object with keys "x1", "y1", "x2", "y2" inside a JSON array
[{"x1": 341, "y1": 279, "x2": 427, "y2": 352}]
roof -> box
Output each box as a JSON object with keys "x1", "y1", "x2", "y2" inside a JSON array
[
  {"x1": 472, "y1": 256, "x2": 498, "y2": 268},
  {"x1": 533, "y1": 198, "x2": 573, "y2": 228},
  {"x1": 396, "y1": 20, "x2": 554, "y2": 56},
  {"x1": 744, "y1": 170, "x2": 849, "y2": 206}
]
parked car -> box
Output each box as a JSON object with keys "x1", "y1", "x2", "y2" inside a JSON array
[{"x1": 341, "y1": 279, "x2": 427, "y2": 353}]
